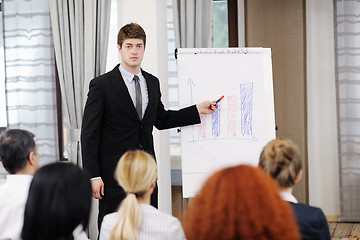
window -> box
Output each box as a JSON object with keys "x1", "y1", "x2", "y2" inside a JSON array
[
  {"x1": 0, "y1": 1, "x2": 7, "y2": 128},
  {"x1": 167, "y1": 0, "x2": 181, "y2": 155},
  {"x1": 213, "y1": 0, "x2": 229, "y2": 47},
  {"x1": 167, "y1": 0, "x2": 229, "y2": 156},
  {"x1": 105, "y1": 0, "x2": 118, "y2": 72}
]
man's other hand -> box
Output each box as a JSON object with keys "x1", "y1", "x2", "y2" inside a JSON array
[{"x1": 91, "y1": 178, "x2": 104, "y2": 199}]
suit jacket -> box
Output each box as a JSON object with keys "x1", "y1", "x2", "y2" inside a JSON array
[
  {"x1": 290, "y1": 202, "x2": 331, "y2": 240},
  {"x1": 81, "y1": 65, "x2": 200, "y2": 187}
]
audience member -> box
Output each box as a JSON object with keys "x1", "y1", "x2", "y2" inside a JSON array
[
  {"x1": 181, "y1": 164, "x2": 301, "y2": 240},
  {"x1": 0, "y1": 129, "x2": 39, "y2": 240},
  {"x1": 99, "y1": 150, "x2": 185, "y2": 240},
  {"x1": 259, "y1": 139, "x2": 331, "y2": 240},
  {"x1": 21, "y1": 162, "x2": 92, "y2": 240}
]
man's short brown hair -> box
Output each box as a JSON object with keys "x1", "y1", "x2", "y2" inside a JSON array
[{"x1": 117, "y1": 23, "x2": 146, "y2": 48}]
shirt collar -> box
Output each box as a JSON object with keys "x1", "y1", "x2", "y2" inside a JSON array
[
  {"x1": 119, "y1": 64, "x2": 142, "y2": 83},
  {"x1": 280, "y1": 191, "x2": 298, "y2": 203},
  {"x1": 6, "y1": 174, "x2": 33, "y2": 183}
]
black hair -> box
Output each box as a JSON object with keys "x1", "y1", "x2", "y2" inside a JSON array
[
  {"x1": 21, "y1": 162, "x2": 92, "y2": 240},
  {"x1": 0, "y1": 129, "x2": 36, "y2": 174}
]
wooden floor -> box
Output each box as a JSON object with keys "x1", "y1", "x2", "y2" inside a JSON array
[{"x1": 330, "y1": 222, "x2": 360, "y2": 239}]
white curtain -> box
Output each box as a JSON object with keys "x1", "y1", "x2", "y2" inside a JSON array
[
  {"x1": 173, "y1": 0, "x2": 212, "y2": 48},
  {"x1": 334, "y1": 0, "x2": 360, "y2": 220},
  {"x1": 3, "y1": 0, "x2": 58, "y2": 165},
  {"x1": 49, "y1": 0, "x2": 111, "y2": 166}
]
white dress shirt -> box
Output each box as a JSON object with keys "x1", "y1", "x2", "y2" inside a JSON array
[
  {"x1": 119, "y1": 64, "x2": 149, "y2": 118},
  {"x1": 0, "y1": 174, "x2": 33, "y2": 240},
  {"x1": 100, "y1": 203, "x2": 186, "y2": 240},
  {"x1": 280, "y1": 191, "x2": 298, "y2": 204},
  {"x1": 72, "y1": 225, "x2": 89, "y2": 240}
]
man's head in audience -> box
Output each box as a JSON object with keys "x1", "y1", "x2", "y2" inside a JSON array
[{"x1": 0, "y1": 129, "x2": 39, "y2": 175}]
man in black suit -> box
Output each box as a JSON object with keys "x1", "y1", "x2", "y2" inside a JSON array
[{"x1": 81, "y1": 23, "x2": 216, "y2": 227}]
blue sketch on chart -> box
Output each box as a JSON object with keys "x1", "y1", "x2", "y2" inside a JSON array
[
  {"x1": 227, "y1": 96, "x2": 237, "y2": 137},
  {"x1": 240, "y1": 83, "x2": 253, "y2": 136},
  {"x1": 212, "y1": 105, "x2": 221, "y2": 137}
]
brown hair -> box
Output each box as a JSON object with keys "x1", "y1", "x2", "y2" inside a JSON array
[
  {"x1": 117, "y1": 23, "x2": 146, "y2": 48},
  {"x1": 181, "y1": 165, "x2": 300, "y2": 240},
  {"x1": 259, "y1": 139, "x2": 302, "y2": 188}
]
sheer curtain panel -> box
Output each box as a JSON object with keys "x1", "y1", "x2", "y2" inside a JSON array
[
  {"x1": 335, "y1": 0, "x2": 360, "y2": 220},
  {"x1": 3, "y1": 0, "x2": 58, "y2": 165}
]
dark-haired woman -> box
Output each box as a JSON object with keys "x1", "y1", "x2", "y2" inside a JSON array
[{"x1": 21, "y1": 162, "x2": 91, "y2": 240}]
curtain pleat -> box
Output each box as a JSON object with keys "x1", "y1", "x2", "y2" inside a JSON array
[
  {"x1": 49, "y1": 0, "x2": 111, "y2": 166},
  {"x1": 335, "y1": 0, "x2": 360, "y2": 221},
  {"x1": 173, "y1": 0, "x2": 212, "y2": 48}
]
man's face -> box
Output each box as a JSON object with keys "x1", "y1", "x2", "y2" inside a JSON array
[{"x1": 118, "y1": 38, "x2": 145, "y2": 71}]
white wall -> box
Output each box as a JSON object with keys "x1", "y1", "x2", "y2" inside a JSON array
[
  {"x1": 117, "y1": 0, "x2": 172, "y2": 214},
  {"x1": 306, "y1": 0, "x2": 340, "y2": 216}
]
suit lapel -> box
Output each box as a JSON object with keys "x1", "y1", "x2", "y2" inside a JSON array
[{"x1": 108, "y1": 65, "x2": 139, "y2": 119}]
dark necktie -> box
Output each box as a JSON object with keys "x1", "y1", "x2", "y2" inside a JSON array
[{"x1": 133, "y1": 75, "x2": 142, "y2": 120}]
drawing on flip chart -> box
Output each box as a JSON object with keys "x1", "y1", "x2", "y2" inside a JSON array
[
  {"x1": 212, "y1": 105, "x2": 221, "y2": 137},
  {"x1": 177, "y1": 48, "x2": 275, "y2": 197},
  {"x1": 191, "y1": 80, "x2": 255, "y2": 143},
  {"x1": 227, "y1": 95, "x2": 237, "y2": 137},
  {"x1": 188, "y1": 78, "x2": 195, "y2": 142},
  {"x1": 240, "y1": 83, "x2": 253, "y2": 137},
  {"x1": 198, "y1": 115, "x2": 206, "y2": 139}
]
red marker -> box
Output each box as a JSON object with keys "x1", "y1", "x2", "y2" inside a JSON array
[{"x1": 216, "y1": 95, "x2": 224, "y2": 105}]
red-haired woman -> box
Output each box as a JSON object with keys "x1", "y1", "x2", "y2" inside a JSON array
[{"x1": 182, "y1": 165, "x2": 300, "y2": 240}]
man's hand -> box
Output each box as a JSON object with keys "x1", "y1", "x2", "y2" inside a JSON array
[
  {"x1": 91, "y1": 178, "x2": 104, "y2": 199},
  {"x1": 196, "y1": 100, "x2": 217, "y2": 114}
]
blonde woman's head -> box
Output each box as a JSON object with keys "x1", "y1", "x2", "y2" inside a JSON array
[
  {"x1": 259, "y1": 139, "x2": 302, "y2": 188},
  {"x1": 115, "y1": 150, "x2": 157, "y2": 198},
  {"x1": 110, "y1": 150, "x2": 157, "y2": 240}
]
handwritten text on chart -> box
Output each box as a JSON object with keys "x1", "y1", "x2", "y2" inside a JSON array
[{"x1": 194, "y1": 48, "x2": 249, "y2": 55}]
